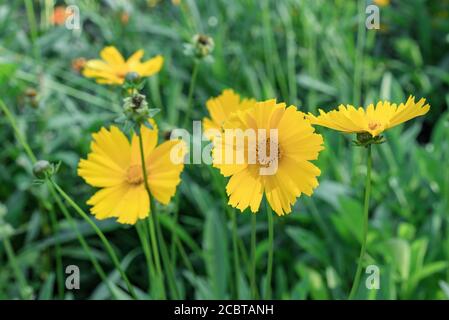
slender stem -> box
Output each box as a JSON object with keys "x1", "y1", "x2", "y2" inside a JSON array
[
  {"x1": 137, "y1": 132, "x2": 168, "y2": 299},
  {"x1": 135, "y1": 222, "x2": 156, "y2": 296},
  {"x1": 349, "y1": 144, "x2": 372, "y2": 299},
  {"x1": 46, "y1": 181, "x2": 119, "y2": 299},
  {"x1": 183, "y1": 61, "x2": 199, "y2": 128},
  {"x1": 250, "y1": 213, "x2": 258, "y2": 299},
  {"x1": 24, "y1": 0, "x2": 41, "y2": 63},
  {"x1": 147, "y1": 212, "x2": 166, "y2": 299},
  {"x1": 3, "y1": 238, "x2": 30, "y2": 299},
  {"x1": 231, "y1": 211, "x2": 241, "y2": 299},
  {"x1": 0, "y1": 100, "x2": 37, "y2": 163},
  {"x1": 176, "y1": 237, "x2": 195, "y2": 274},
  {"x1": 170, "y1": 194, "x2": 180, "y2": 270},
  {"x1": 50, "y1": 179, "x2": 138, "y2": 299},
  {"x1": 47, "y1": 206, "x2": 64, "y2": 299},
  {"x1": 154, "y1": 206, "x2": 180, "y2": 299},
  {"x1": 265, "y1": 202, "x2": 274, "y2": 299}
]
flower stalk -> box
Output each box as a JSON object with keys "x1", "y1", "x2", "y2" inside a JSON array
[
  {"x1": 265, "y1": 202, "x2": 274, "y2": 299},
  {"x1": 349, "y1": 144, "x2": 372, "y2": 299}
]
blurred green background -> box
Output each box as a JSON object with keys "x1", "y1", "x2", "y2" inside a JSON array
[{"x1": 0, "y1": 0, "x2": 449, "y2": 299}]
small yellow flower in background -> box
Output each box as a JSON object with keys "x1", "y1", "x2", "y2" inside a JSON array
[
  {"x1": 374, "y1": 0, "x2": 390, "y2": 7},
  {"x1": 213, "y1": 99, "x2": 324, "y2": 216},
  {"x1": 82, "y1": 46, "x2": 163, "y2": 85},
  {"x1": 307, "y1": 96, "x2": 430, "y2": 138},
  {"x1": 203, "y1": 89, "x2": 256, "y2": 140},
  {"x1": 78, "y1": 121, "x2": 186, "y2": 224}
]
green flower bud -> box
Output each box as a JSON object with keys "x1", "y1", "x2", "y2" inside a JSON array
[
  {"x1": 125, "y1": 72, "x2": 140, "y2": 84},
  {"x1": 33, "y1": 160, "x2": 51, "y2": 179},
  {"x1": 184, "y1": 34, "x2": 215, "y2": 60},
  {"x1": 354, "y1": 132, "x2": 386, "y2": 147},
  {"x1": 194, "y1": 34, "x2": 214, "y2": 58}
]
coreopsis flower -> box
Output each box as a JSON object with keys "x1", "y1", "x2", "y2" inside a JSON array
[
  {"x1": 82, "y1": 46, "x2": 163, "y2": 85},
  {"x1": 307, "y1": 96, "x2": 430, "y2": 144},
  {"x1": 212, "y1": 99, "x2": 324, "y2": 216},
  {"x1": 203, "y1": 89, "x2": 256, "y2": 140},
  {"x1": 78, "y1": 122, "x2": 186, "y2": 224}
]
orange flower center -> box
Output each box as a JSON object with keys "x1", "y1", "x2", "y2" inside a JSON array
[
  {"x1": 126, "y1": 165, "x2": 144, "y2": 185},
  {"x1": 368, "y1": 121, "x2": 381, "y2": 131},
  {"x1": 256, "y1": 138, "x2": 281, "y2": 168}
]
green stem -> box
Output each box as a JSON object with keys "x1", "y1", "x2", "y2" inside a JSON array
[
  {"x1": 137, "y1": 132, "x2": 169, "y2": 299},
  {"x1": 147, "y1": 212, "x2": 166, "y2": 299},
  {"x1": 46, "y1": 181, "x2": 119, "y2": 299},
  {"x1": 3, "y1": 237, "x2": 30, "y2": 299},
  {"x1": 24, "y1": 0, "x2": 41, "y2": 64},
  {"x1": 231, "y1": 211, "x2": 241, "y2": 299},
  {"x1": 250, "y1": 213, "x2": 258, "y2": 299},
  {"x1": 265, "y1": 202, "x2": 274, "y2": 299},
  {"x1": 154, "y1": 205, "x2": 180, "y2": 299},
  {"x1": 349, "y1": 144, "x2": 372, "y2": 300},
  {"x1": 135, "y1": 222, "x2": 156, "y2": 296},
  {"x1": 50, "y1": 179, "x2": 138, "y2": 299},
  {"x1": 0, "y1": 100, "x2": 37, "y2": 163},
  {"x1": 47, "y1": 206, "x2": 64, "y2": 299},
  {"x1": 183, "y1": 61, "x2": 199, "y2": 129}
]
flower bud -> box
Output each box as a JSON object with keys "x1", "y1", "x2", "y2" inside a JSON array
[
  {"x1": 184, "y1": 34, "x2": 214, "y2": 60},
  {"x1": 125, "y1": 72, "x2": 141, "y2": 84},
  {"x1": 354, "y1": 132, "x2": 385, "y2": 147},
  {"x1": 194, "y1": 34, "x2": 214, "y2": 58},
  {"x1": 33, "y1": 160, "x2": 52, "y2": 179}
]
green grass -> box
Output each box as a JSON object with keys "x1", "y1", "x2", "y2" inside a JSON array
[{"x1": 0, "y1": 0, "x2": 449, "y2": 300}]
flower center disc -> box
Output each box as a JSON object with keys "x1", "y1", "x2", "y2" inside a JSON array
[
  {"x1": 256, "y1": 138, "x2": 281, "y2": 167},
  {"x1": 368, "y1": 121, "x2": 381, "y2": 131},
  {"x1": 126, "y1": 164, "x2": 144, "y2": 185}
]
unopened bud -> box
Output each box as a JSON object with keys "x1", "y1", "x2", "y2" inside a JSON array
[
  {"x1": 125, "y1": 72, "x2": 141, "y2": 84},
  {"x1": 33, "y1": 160, "x2": 51, "y2": 179},
  {"x1": 194, "y1": 34, "x2": 214, "y2": 58},
  {"x1": 354, "y1": 132, "x2": 386, "y2": 147}
]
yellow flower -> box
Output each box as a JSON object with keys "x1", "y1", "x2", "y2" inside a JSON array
[
  {"x1": 374, "y1": 0, "x2": 390, "y2": 7},
  {"x1": 78, "y1": 121, "x2": 185, "y2": 224},
  {"x1": 307, "y1": 96, "x2": 430, "y2": 137},
  {"x1": 82, "y1": 46, "x2": 163, "y2": 85},
  {"x1": 203, "y1": 89, "x2": 256, "y2": 140},
  {"x1": 212, "y1": 99, "x2": 324, "y2": 216}
]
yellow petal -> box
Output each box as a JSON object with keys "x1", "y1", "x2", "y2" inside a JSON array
[
  {"x1": 126, "y1": 49, "x2": 144, "y2": 66},
  {"x1": 100, "y1": 46, "x2": 125, "y2": 65},
  {"x1": 78, "y1": 126, "x2": 130, "y2": 187},
  {"x1": 226, "y1": 165, "x2": 263, "y2": 213},
  {"x1": 135, "y1": 55, "x2": 164, "y2": 77},
  {"x1": 130, "y1": 120, "x2": 158, "y2": 166},
  {"x1": 388, "y1": 96, "x2": 430, "y2": 128},
  {"x1": 147, "y1": 140, "x2": 186, "y2": 204}
]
